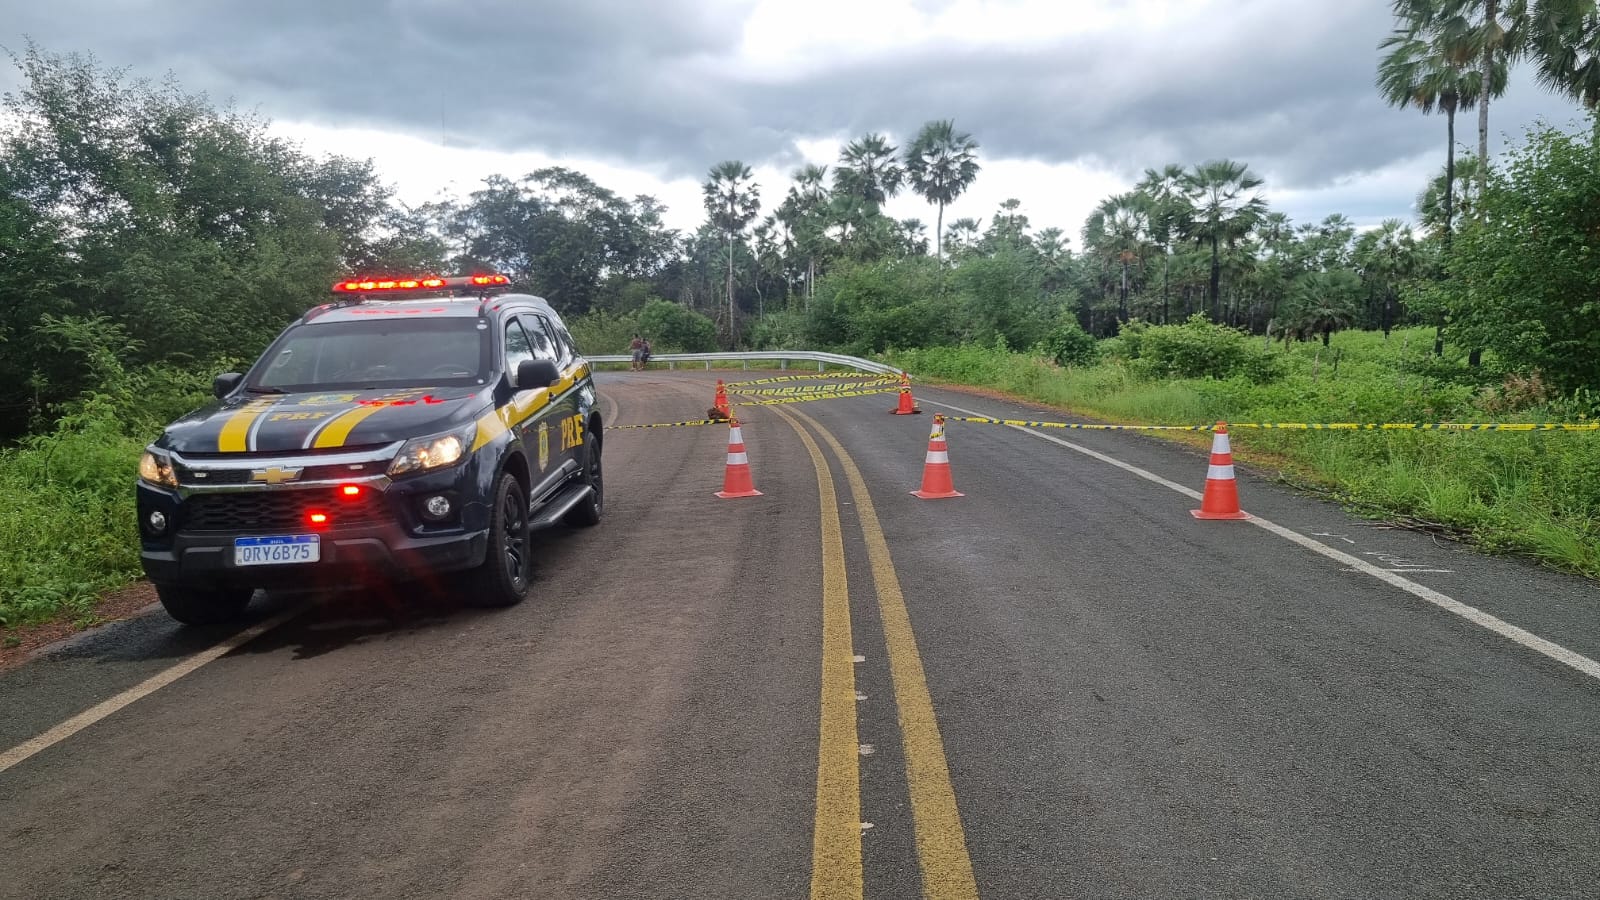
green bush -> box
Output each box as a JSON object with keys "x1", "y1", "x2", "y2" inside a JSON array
[
  {"x1": 568, "y1": 309, "x2": 642, "y2": 357},
  {"x1": 806, "y1": 257, "x2": 956, "y2": 353},
  {"x1": 1044, "y1": 319, "x2": 1099, "y2": 367},
  {"x1": 747, "y1": 308, "x2": 810, "y2": 350},
  {"x1": 637, "y1": 299, "x2": 717, "y2": 353},
  {"x1": 951, "y1": 250, "x2": 1055, "y2": 351},
  {"x1": 1127, "y1": 315, "x2": 1285, "y2": 383},
  {"x1": 1, "y1": 395, "x2": 145, "y2": 627}
]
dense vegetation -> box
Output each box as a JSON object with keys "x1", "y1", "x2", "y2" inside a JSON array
[{"x1": 4, "y1": 1, "x2": 1600, "y2": 628}]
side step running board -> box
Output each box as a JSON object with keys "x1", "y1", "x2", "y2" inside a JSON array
[{"x1": 529, "y1": 483, "x2": 594, "y2": 530}]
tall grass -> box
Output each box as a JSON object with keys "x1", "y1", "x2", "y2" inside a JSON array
[
  {"x1": 889, "y1": 328, "x2": 1600, "y2": 580},
  {"x1": 1, "y1": 361, "x2": 215, "y2": 628}
]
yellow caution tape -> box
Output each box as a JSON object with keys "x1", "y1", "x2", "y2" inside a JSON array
[
  {"x1": 943, "y1": 417, "x2": 1216, "y2": 431},
  {"x1": 1233, "y1": 422, "x2": 1600, "y2": 431},
  {"x1": 605, "y1": 419, "x2": 723, "y2": 431},
  {"x1": 944, "y1": 417, "x2": 1600, "y2": 432},
  {"x1": 736, "y1": 388, "x2": 901, "y2": 407},
  {"x1": 725, "y1": 372, "x2": 899, "y2": 390},
  {"x1": 734, "y1": 381, "x2": 897, "y2": 397}
]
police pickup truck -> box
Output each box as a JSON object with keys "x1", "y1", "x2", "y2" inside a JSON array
[{"x1": 136, "y1": 275, "x2": 603, "y2": 624}]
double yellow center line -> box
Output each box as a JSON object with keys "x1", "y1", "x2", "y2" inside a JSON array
[{"x1": 771, "y1": 406, "x2": 980, "y2": 900}]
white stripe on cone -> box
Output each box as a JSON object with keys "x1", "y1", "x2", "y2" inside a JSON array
[
  {"x1": 1213, "y1": 432, "x2": 1232, "y2": 454},
  {"x1": 925, "y1": 451, "x2": 950, "y2": 464},
  {"x1": 1207, "y1": 464, "x2": 1235, "y2": 480},
  {"x1": 728, "y1": 452, "x2": 749, "y2": 465}
]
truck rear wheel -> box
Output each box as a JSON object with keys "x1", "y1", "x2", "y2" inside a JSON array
[{"x1": 563, "y1": 426, "x2": 603, "y2": 527}]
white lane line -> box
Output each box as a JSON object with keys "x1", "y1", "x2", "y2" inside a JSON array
[
  {"x1": 0, "y1": 607, "x2": 303, "y2": 775},
  {"x1": 923, "y1": 397, "x2": 1600, "y2": 683}
]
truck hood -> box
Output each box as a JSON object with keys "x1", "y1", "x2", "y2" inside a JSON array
[{"x1": 158, "y1": 388, "x2": 491, "y2": 455}]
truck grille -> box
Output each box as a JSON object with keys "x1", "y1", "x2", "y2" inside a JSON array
[
  {"x1": 181, "y1": 489, "x2": 389, "y2": 533},
  {"x1": 176, "y1": 461, "x2": 387, "y2": 486}
]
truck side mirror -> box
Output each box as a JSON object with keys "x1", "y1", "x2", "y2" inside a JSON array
[
  {"x1": 515, "y1": 359, "x2": 560, "y2": 390},
  {"x1": 213, "y1": 373, "x2": 244, "y2": 399}
]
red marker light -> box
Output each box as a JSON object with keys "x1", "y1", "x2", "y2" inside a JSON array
[
  {"x1": 398, "y1": 280, "x2": 420, "y2": 289},
  {"x1": 340, "y1": 485, "x2": 362, "y2": 498},
  {"x1": 308, "y1": 512, "x2": 329, "y2": 525},
  {"x1": 422, "y1": 278, "x2": 445, "y2": 288}
]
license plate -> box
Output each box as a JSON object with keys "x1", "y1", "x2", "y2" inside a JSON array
[{"x1": 234, "y1": 535, "x2": 320, "y2": 566}]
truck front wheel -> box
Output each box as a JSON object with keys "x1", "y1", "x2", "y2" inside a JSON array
[{"x1": 464, "y1": 472, "x2": 529, "y2": 608}]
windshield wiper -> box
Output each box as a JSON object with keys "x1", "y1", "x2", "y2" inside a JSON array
[{"x1": 245, "y1": 386, "x2": 287, "y2": 394}]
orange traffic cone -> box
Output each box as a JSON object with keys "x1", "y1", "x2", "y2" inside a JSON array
[
  {"x1": 713, "y1": 379, "x2": 731, "y2": 417},
  {"x1": 911, "y1": 414, "x2": 963, "y2": 499},
  {"x1": 1191, "y1": 423, "x2": 1249, "y2": 520},
  {"x1": 890, "y1": 371, "x2": 921, "y2": 415},
  {"x1": 715, "y1": 417, "x2": 762, "y2": 499}
]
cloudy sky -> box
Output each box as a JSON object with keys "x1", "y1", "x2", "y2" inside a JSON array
[{"x1": 2, "y1": 0, "x2": 1591, "y2": 240}]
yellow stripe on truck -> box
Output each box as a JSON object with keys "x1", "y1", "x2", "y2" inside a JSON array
[
  {"x1": 311, "y1": 404, "x2": 390, "y2": 449},
  {"x1": 217, "y1": 398, "x2": 280, "y2": 452},
  {"x1": 471, "y1": 362, "x2": 589, "y2": 452}
]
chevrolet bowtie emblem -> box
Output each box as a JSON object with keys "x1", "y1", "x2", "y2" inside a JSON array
[{"x1": 251, "y1": 466, "x2": 303, "y2": 485}]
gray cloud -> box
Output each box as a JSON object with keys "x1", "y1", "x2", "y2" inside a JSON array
[{"x1": 2, "y1": 0, "x2": 1589, "y2": 211}]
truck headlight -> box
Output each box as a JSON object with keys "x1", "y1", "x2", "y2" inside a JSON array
[
  {"x1": 389, "y1": 424, "x2": 476, "y2": 477},
  {"x1": 138, "y1": 450, "x2": 178, "y2": 488}
]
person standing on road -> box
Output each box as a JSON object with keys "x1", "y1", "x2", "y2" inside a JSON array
[
  {"x1": 629, "y1": 334, "x2": 644, "y2": 371},
  {"x1": 641, "y1": 337, "x2": 652, "y2": 369}
]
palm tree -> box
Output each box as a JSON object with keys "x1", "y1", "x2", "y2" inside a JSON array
[
  {"x1": 897, "y1": 218, "x2": 929, "y2": 256},
  {"x1": 781, "y1": 164, "x2": 830, "y2": 302},
  {"x1": 1356, "y1": 219, "x2": 1421, "y2": 335},
  {"x1": 1290, "y1": 269, "x2": 1363, "y2": 346},
  {"x1": 1084, "y1": 193, "x2": 1153, "y2": 323},
  {"x1": 943, "y1": 217, "x2": 982, "y2": 257},
  {"x1": 1378, "y1": 12, "x2": 1504, "y2": 249},
  {"x1": 1136, "y1": 164, "x2": 1190, "y2": 323},
  {"x1": 904, "y1": 120, "x2": 981, "y2": 263},
  {"x1": 834, "y1": 133, "x2": 904, "y2": 206},
  {"x1": 702, "y1": 160, "x2": 760, "y2": 344},
  {"x1": 1396, "y1": 0, "x2": 1526, "y2": 199},
  {"x1": 1416, "y1": 153, "x2": 1489, "y2": 235},
  {"x1": 1033, "y1": 227, "x2": 1072, "y2": 293},
  {"x1": 1527, "y1": 0, "x2": 1600, "y2": 107},
  {"x1": 1180, "y1": 160, "x2": 1267, "y2": 321}
]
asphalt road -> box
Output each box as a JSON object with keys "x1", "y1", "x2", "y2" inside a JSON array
[{"x1": 3, "y1": 369, "x2": 1599, "y2": 899}]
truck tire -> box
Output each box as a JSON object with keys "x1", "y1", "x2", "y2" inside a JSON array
[
  {"x1": 155, "y1": 583, "x2": 253, "y2": 626},
  {"x1": 465, "y1": 472, "x2": 529, "y2": 608}
]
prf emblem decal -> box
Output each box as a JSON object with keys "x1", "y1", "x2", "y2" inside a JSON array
[
  {"x1": 537, "y1": 420, "x2": 550, "y2": 472},
  {"x1": 251, "y1": 465, "x2": 303, "y2": 485}
]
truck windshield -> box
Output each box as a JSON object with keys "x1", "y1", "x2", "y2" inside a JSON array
[{"x1": 250, "y1": 319, "x2": 491, "y2": 391}]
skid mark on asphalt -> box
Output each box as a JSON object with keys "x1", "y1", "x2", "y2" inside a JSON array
[
  {"x1": 923, "y1": 396, "x2": 1600, "y2": 685},
  {"x1": 1302, "y1": 527, "x2": 1457, "y2": 574}
]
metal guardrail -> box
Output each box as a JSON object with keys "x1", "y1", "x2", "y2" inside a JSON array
[{"x1": 586, "y1": 350, "x2": 904, "y2": 378}]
